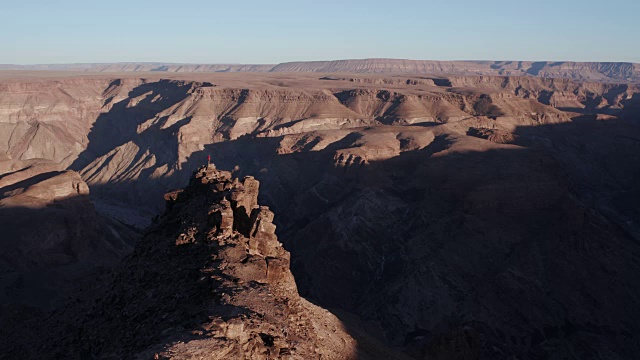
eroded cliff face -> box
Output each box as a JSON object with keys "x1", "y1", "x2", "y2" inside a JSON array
[
  {"x1": 0, "y1": 75, "x2": 635, "y2": 166},
  {"x1": 3, "y1": 166, "x2": 403, "y2": 360},
  {"x1": 1, "y1": 74, "x2": 638, "y2": 217}
]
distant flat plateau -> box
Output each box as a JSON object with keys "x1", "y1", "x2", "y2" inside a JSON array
[{"x1": 1, "y1": 58, "x2": 639, "y2": 82}]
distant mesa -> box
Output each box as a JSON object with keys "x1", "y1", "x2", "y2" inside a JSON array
[{"x1": 1, "y1": 58, "x2": 639, "y2": 82}]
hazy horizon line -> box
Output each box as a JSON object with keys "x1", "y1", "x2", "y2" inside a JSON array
[{"x1": 3, "y1": 58, "x2": 640, "y2": 66}]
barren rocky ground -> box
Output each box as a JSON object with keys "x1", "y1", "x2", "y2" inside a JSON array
[{"x1": 0, "y1": 71, "x2": 639, "y2": 359}]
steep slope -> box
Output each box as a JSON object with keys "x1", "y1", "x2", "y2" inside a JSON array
[
  {"x1": 0, "y1": 166, "x2": 136, "y2": 311},
  {"x1": 2, "y1": 166, "x2": 401, "y2": 360},
  {"x1": 182, "y1": 120, "x2": 640, "y2": 359}
]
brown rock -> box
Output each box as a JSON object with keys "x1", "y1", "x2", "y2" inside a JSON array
[
  {"x1": 248, "y1": 206, "x2": 280, "y2": 257},
  {"x1": 18, "y1": 165, "x2": 368, "y2": 359}
]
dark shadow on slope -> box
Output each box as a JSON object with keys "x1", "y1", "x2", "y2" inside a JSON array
[
  {"x1": 601, "y1": 84, "x2": 630, "y2": 105},
  {"x1": 272, "y1": 119, "x2": 640, "y2": 359},
  {"x1": 0, "y1": 193, "x2": 140, "y2": 360},
  {"x1": 432, "y1": 78, "x2": 452, "y2": 87},
  {"x1": 526, "y1": 62, "x2": 548, "y2": 76},
  {"x1": 66, "y1": 79, "x2": 198, "y2": 212},
  {"x1": 536, "y1": 90, "x2": 553, "y2": 105},
  {"x1": 514, "y1": 117, "x2": 640, "y2": 240},
  {"x1": 49, "y1": 116, "x2": 640, "y2": 359},
  {"x1": 1, "y1": 181, "x2": 274, "y2": 360},
  {"x1": 179, "y1": 119, "x2": 640, "y2": 358},
  {"x1": 69, "y1": 79, "x2": 194, "y2": 171},
  {"x1": 0, "y1": 171, "x2": 62, "y2": 199},
  {"x1": 0, "y1": 165, "x2": 38, "y2": 181}
]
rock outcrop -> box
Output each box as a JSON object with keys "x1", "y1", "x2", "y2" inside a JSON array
[
  {"x1": 150, "y1": 166, "x2": 361, "y2": 359},
  {"x1": 3, "y1": 165, "x2": 400, "y2": 360}
]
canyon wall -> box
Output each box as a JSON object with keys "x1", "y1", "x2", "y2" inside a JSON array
[{"x1": 1, "y1": 73, "x2": 640, "y2": 358}]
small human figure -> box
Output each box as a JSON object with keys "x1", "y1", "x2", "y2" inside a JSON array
[{"x1": 207, "y1": 154, "x2": 211, "y2": 168}]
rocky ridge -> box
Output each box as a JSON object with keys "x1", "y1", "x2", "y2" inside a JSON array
[{"x1": 4, "y1": 165, "x2": 399, "y2": 359}]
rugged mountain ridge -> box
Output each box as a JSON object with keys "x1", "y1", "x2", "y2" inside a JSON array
[
  {"x1": 2, "y1": 59, "x2": 639, "y2": 82},
  {"x1": 2, "y1": 165, "x2": 400, "y2": 359}
]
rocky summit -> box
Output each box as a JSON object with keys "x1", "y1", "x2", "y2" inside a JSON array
[{"x1": 2, "y1": 165, "x2": 402, "y2": 359}]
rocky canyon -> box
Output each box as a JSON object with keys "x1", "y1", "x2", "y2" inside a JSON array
[{"x1": 0, "y1": 67, "x2": 639, "y2": 359}]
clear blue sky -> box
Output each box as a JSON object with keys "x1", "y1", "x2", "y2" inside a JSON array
[{"x1": 3, "y1": 0, "x2": 639, "y2": 64}]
